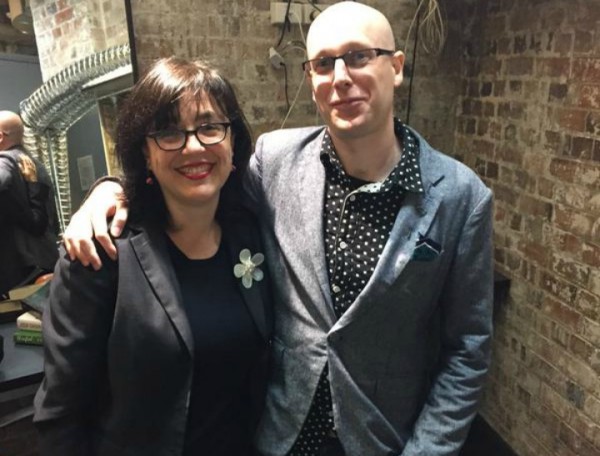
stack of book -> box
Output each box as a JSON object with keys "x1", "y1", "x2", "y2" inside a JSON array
[{"x1": 14, "y1": 310, "x2": 43, "y2": 346}]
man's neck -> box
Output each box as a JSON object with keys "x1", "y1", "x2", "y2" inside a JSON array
[{"x1": 328, "y1": 120, "x2": 402, "y2": 182}]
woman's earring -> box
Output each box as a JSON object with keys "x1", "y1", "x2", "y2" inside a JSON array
[
  {"x1": 231, "y1": 164, "x2": 237, "y2": 172},
  {"x1": 145, "y1": 170, "x2": 154, "y2": 185}
]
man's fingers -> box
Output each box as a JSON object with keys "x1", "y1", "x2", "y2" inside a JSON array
[
  {"x1": 89, "y1": 209, "x2": 114, "y2": 262},
  {"x1": 78, "y1": 238, "x2": 103, "y2": 271},
  {"x1": 110, "y1": 205, "x2": 128, "y2": 238}
]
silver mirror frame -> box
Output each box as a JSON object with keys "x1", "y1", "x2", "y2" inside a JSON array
[{"x1": 19, "y1": 44, "x2": 132, "y2": 232}]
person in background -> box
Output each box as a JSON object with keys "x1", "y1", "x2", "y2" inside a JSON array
[
  {"x1": 33, "y1": 57, "x2": 273, "y2": 456},
  {"x1": 0, "y1": 110, "x2": 58, "y2": 298},
  {"x1": 61, "y1": 2, "x2": 494, "y2": 455}
]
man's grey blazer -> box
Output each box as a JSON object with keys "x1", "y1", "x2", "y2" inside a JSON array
[{"x1": 245, "y1": 125, "x2": 494, "y2": 456}]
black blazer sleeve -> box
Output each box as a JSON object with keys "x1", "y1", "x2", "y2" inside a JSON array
[
  {"x1": 34, "y1": 245, "x2": 118, "y2": 456},
  {"x1": 0, "y1": 155, "x2": 49, "y2": 235}
]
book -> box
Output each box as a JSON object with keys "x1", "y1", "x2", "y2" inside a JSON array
[
  {"x1": 0, "y1": 299, "x2": 23, "y2": 323},
  {"x1": 16, "y1": 311, "x2": 42, "y2": 332},
  {"x1": 8, "y1": 282, "x2": 44, "y2": 301},
  {"x1": 13, "y1": 328, "x2": 43, "y2": 346},
  {"x1": 19, "y1": 281, "x2": 51, "y2": 314}
]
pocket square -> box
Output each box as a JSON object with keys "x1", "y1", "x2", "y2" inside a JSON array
[{"x1": 411, "y1": 234, "x2": 442, "y2": 261}]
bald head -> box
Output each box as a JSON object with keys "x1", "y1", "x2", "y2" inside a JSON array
[
  {"x1": 0, "y1": 111, "x2": 24, "y2": 150},
  {"x1": 306, "y1": 2, "x2": 396, "y2": 58}
]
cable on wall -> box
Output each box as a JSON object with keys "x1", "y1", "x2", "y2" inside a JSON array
[{"x1": 404, "y1": 0, "x2": 446, "y2": 125}]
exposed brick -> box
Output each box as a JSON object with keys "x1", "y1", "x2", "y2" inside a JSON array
[
  {"x1": 54, "y1": 6, "x2": 74, "y2": 24},
  {"x1": 578, "y1": 84, "x2": 600, "y2": 109},
  {"x1": 493, "y1": 80, "x2": 506, "y2": 96},
  {"x1": 540, "y1": 6, "x2": 566, "y2": 30},
  {"x1": 506, "y1": 56, "x2": 534, "y2": 75},
  {"x1": 553, "y1": 108, "x2": 587, "y2": 132},
  {"x1": 477, "y1": 119, "x2": 489, "y2": 136},
  {"x1": 568, "y1": 136, "x2": 594, "y2": 160},
  {"x1": 520, "y1": 240, "x2": 549, "y2": 265},
  {"x1": 481, "y1": 81, "x2": 493, "y2": 96},
  {"x1": 585, "y1": 112, "x2": 600, "y2": 135},
  {"x1": 559, "y1": 422, "x2": 598, "y2": 455},
  {"x1": 509, "y1": 80, "x2": 522, "y2": 93},
  {"x1": 554, "y1": 205, "x2": 594, "y2": 238},
  {"x1": 480, "y1": 56, "x2": 503, "y2": 75},
  {"x1": 549, "y1": 158, "x2": 578, "y2": 182},
  {"x1": 497, "y1": 144, "x2": 522, "y2": 165},
  {"x1": 554, "y1": 32, "x2": 573, "y2": 54},
  {"x1": 569, "y1": 335, "x2": 594, "y2": 365},
  {"x1": 513, "y1": 34, "x2": 527, "y2": 53},
  {"x1": 581, "y1": 243, "x2": 600, "y2": 267},
  {"x1": 552, "y1": 256, "x2": 591, "y2": 287},
  {"x1": 519, "y1": 195, "x2": 553, "y2": 220},
  {"x1": 574, "y1": 31, "x2": 594, "y2": 54},
  {"x1": 572, "y1": 58, "x2": 600, "y2": 83},
  {"x1": 536, "y1": 57, "x2": 570, "y2": 78},
  {"x1": 575, "y1": 290, "x2": 599, "y2": 321},
  {"x1": 539, "y1": 273, "x2": 579, "y2": 306},
  {"x1": 509, "y1": 9, "x2": 537, "y2": 32},
  {"x1": 548, "y1": 83, "x2": 568, "y2": 102},
  {"x1": 537, "y1": 177, "x2": 554, "y2": 199}
]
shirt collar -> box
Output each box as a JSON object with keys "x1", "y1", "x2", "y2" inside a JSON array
[{"x1": 319, "y1": 118, "x2": 424, "y2": 194}]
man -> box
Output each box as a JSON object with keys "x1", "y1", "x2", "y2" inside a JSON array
[
  {"x1": 0, "y1": 111, "x2": 59, "y2": 297},
  {"x1": 63, "y1": 2, "x2": 493, "y2": 455}
]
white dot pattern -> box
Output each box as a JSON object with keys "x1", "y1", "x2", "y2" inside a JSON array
[{"x1": 288, "y1": 119, "x2": 424, "y2": 455}]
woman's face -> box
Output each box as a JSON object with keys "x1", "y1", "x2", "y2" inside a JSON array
[{"x1": 144, "y1": 92, "x2": 234, "y2": 214}]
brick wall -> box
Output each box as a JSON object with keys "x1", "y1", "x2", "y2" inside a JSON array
[
  {"x1": 454, "y1": 0, "x2": 600, "y2": 455},
  {"x1": 128, "y1": 0, "x2": 455, "y2": 145},
  {"x1": 7, "y1": 1, "x2": 598, "y2": 456},
  {"x1": 30, "y1": 0, "x2": 128, "y2": 80}
]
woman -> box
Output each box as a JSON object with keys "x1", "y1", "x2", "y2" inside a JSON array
[{"x1": 34, "y1": 57, "x2": 272, "y2": 456}]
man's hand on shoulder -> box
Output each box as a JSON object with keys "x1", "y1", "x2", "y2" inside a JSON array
[{"x1": 63, "y1": 180, "x2": 128, "y2": 270}]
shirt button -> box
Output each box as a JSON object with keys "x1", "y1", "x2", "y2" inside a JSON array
[
  {"x1": 332, "y1": 284, "x2": 341, "y2": 293},
  {"x1": 349, "y1": 195, "x2": 356, "y2": 202},
  {"x1": 339, "y1": 241, "x2": 348, "y2": 249}
]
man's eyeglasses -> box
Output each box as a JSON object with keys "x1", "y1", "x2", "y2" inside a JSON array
[
  {"x1": 302, "y1": 48, "x2": 394, "y2": 76},
  {"x1": 147, "y1": 122, "x2": 231, "y2": 151}
]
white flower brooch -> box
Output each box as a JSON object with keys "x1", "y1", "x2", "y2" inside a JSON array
[{"x1": 234, "y1": 249, "x2": 265, "y2": 289}]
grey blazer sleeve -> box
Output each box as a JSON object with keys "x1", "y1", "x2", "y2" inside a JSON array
[
  {"x1": 402, "y1": 188, "x2": 494, "y2": 456},
  {"x1": 34, "y1": 246, "x2": 117, "y2": 456}
]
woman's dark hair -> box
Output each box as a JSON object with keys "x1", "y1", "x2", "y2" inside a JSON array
[{"x1": 115, "y1": 57, "x2": 253, "y2": 228}]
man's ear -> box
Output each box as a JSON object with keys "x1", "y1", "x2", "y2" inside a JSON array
[{"x1": 392, "y1": 50, "x2": 405, "y2": 88}]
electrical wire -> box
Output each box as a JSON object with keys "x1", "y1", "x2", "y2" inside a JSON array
[
  {"x1": 288, "y1": 9, "x2": 307, "y2": 45},
  {"x1": 282, "y1": 63, "x2": 291, "y2": 110},
  {"x1": 275, "y1": 0, "x2": 293, "y2": 48},
  {"x1": 403, "y1": 0, "x2": 446, "y2": 57},
  {"x1": 404, "y1": 0, "x2": 446, "y2": 125},
  {"x1": 405, "y1": 2, "x2": 421, "y2": 125}
]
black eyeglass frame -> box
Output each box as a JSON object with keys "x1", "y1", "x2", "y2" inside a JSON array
[
  {"x1": 146, "y1": 122, "x2": 232, "y2": 151},
  {"x1": 302, "y1": 48, "x2": 395, "y2": 74}
]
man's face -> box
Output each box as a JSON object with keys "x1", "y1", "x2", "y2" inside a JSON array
[{"x1": 305, "y1": 18, "x2": 404, "y2": 141}]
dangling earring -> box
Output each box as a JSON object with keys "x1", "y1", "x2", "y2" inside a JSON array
[
  {"x1": 145, "y1": 169, "x2": 154, "y2": 185},
  {"x1": 231, "y1": 164, "x2": 237, "y2": 172}
]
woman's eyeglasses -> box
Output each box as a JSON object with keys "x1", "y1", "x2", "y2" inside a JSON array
[{"x1": 147, "y1": 122, "x2": 231, "y2": 151}]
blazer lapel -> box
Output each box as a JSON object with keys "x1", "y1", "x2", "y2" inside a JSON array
[
  {"x1": 225, "y1": 229, "x2": 270, "y2": 341},
  {"x1": 332, "y1": 143, "x2": 446, "y2": 329},
  {"x1": 129, "y1": 227, "x2": 195, "y2": 356},
  {"x1": 295, "y1": 130, "x2": 336, "y2": 324}
]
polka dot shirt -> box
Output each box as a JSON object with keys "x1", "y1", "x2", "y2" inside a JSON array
[{"x1": 288, "y1": 119, "x2": 424, "y2": 455}]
